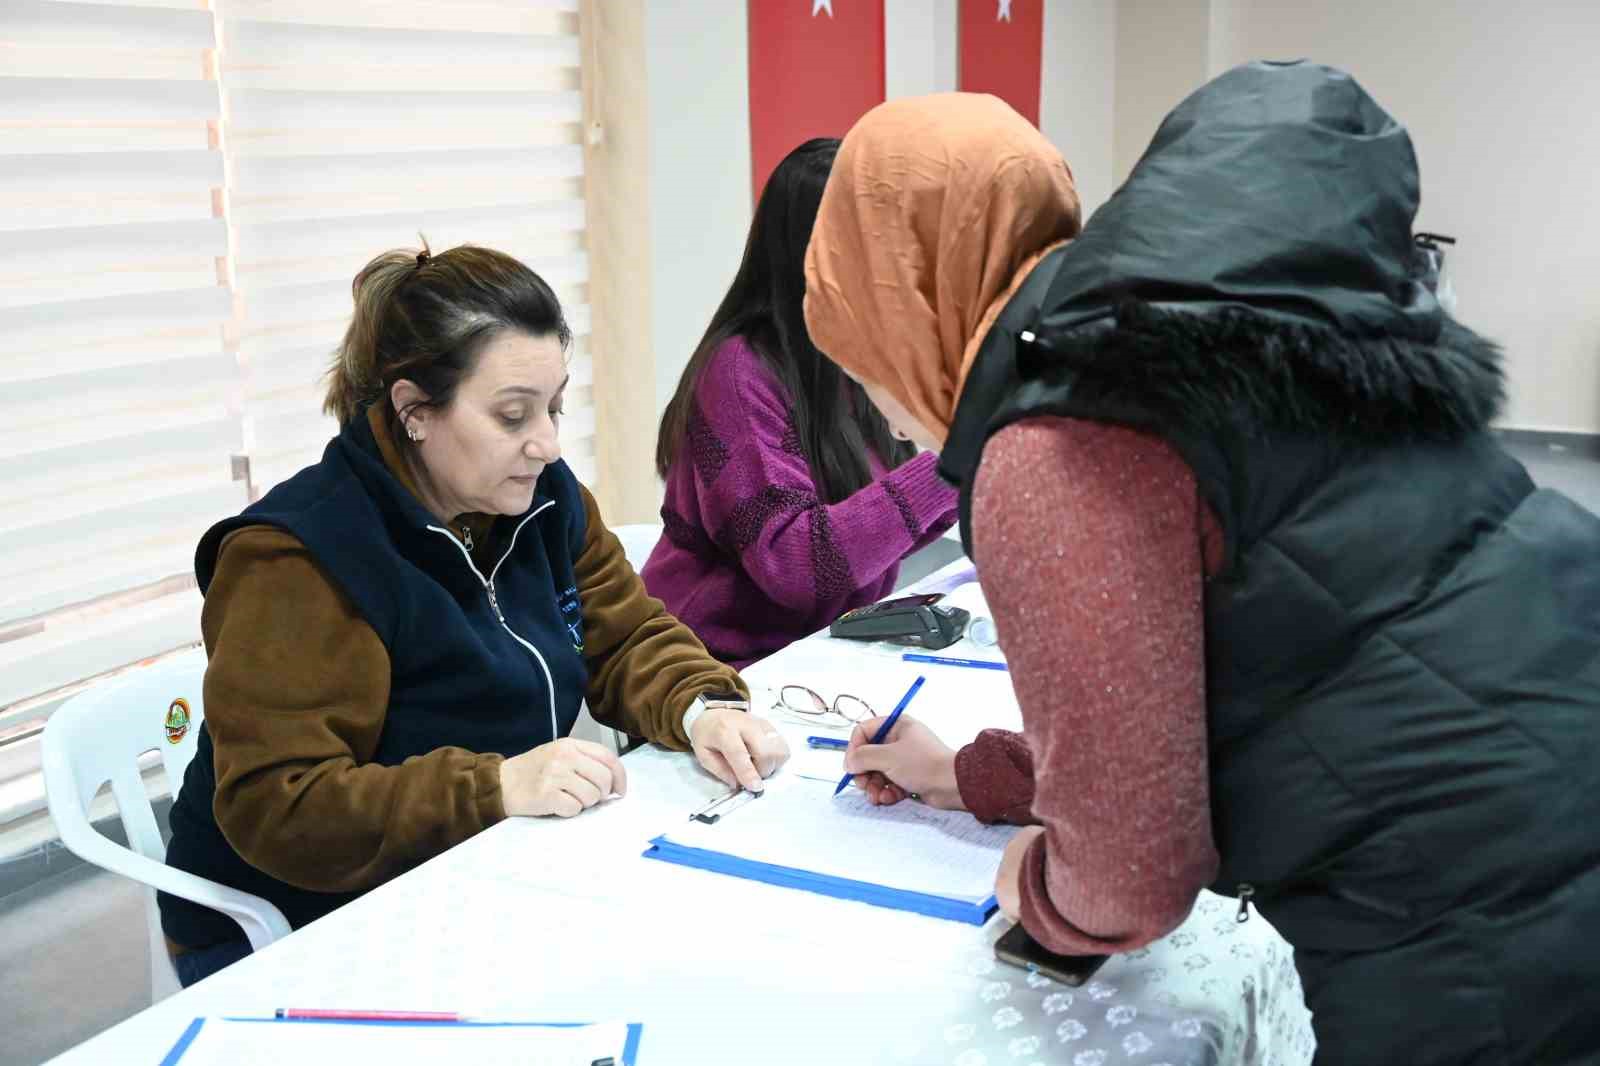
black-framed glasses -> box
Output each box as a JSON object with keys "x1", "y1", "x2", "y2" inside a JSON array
[{"x1": 770, "y1": 684, "x2": 875, "y2": 727}]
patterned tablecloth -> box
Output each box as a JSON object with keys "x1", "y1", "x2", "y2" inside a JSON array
[
  {"x1": 772, "y1": 562, "x2": 1318, "y2": 1066},
  {"x1": 907, "y1": 892, "x2": 1315, "y2": 1066}
]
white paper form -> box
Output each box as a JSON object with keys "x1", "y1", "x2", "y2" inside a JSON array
[
  {"x1": 165, "y1": 1018, "x2": 634, "y2": 1066},
  {"x1": 663, "y1": 775, "x2": 1017, "y2": 902}
]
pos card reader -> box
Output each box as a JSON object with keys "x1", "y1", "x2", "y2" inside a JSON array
[{"x1": 828, "y1": 593, "x2": 970, "y2": 650}]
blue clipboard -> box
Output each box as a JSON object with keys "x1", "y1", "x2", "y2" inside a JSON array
[
  {"x1": 160, "y1": 1017, "x2": 644, "y2": 1065},
  {"x1": 642, "y1": 835, "x2": 998, "y2": 925}
]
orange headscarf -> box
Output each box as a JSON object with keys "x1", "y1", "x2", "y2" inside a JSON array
[{"x1": 803, "y1": 93, "x2": 1081, "y2": 446}]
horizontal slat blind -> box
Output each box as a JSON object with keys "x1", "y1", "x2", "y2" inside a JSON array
[
  {"x1": 217, "y1": 0, "x2": 597, "y2": 495},
  {"x1": 1, "y1": 0, "x2": 596, "y2": 742},
  {"x1": 0, "y1": 0, "x2": 242, "y2": 726}
]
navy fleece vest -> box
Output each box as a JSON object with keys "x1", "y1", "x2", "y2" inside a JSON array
[{"x1": 161, "y1": 411, "x2": 588, "y2": 943}]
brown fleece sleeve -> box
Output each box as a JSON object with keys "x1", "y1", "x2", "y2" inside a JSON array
[
  {"x1": 574, "y1": 486, "x2": 748, "y2": 748},
  {"x1": 202, "y1": 527, "x2": 506, "y2": 894}
]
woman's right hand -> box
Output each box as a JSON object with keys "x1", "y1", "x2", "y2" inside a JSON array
[
  {"x1": 843, "y1": 714, "x2": 964, "y2": 810},
  {"x1": 498, "y1": 738, "x2": 628, "y2": 818}
]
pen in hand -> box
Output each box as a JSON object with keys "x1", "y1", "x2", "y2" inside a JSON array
[{"x1": 834, "y1": 675, "x2": 926, "y2": 796}]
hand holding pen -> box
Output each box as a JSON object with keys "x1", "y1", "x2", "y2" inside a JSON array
[
  {"x1": 834, "y1": 676, "x2": 924, "y2": 796},
  {"x1": 838, "y1": 679, "x2": 969, "y2": 812}
]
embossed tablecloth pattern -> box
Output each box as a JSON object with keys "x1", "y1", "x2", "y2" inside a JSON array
[{"x1": 898, "y1": 893, "x2": 1316, "y2": 1066}]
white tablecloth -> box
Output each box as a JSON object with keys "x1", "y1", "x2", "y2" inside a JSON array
[{"x1": 50, "y1": 561, "x2": 1313, "y2": 1065}]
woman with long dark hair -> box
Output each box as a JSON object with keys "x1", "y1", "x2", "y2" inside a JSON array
[{"x1": 642, "y1": 138, "x2": 956, "y2": 667}]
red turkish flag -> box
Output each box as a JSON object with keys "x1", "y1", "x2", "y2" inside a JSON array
[
  {"x1": 747, "y1": 0, "x2": 886, "y2": 200},
  {"x1": 958, "y1": 0, "x2": 1043, "y2": 127}
]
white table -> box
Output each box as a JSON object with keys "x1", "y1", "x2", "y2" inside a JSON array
[{"x1": 51, "y1": 561, "x2": 1313, "y2": 1066}]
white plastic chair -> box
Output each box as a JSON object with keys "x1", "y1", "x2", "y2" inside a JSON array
[
  {"x1": 41, "y1": 645, "x2": 290, "y2": 1002},
  {"x1": 612, "y1": 522, "x2": 664, "y2": 572}
]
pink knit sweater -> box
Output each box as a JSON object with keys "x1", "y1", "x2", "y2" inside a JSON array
[{"x1": 955, "y1": 416, "x2": 1225, "y2": 954}]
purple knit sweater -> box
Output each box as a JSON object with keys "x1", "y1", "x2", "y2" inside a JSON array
[{"x1": 641, "y1": 337, "x2": 958, "y2": 667}]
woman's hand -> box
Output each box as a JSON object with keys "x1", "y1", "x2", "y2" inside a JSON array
[
  {"x1": 843, "y1": 714, "x2": 964, "y2": 810},
  {"x1": 690, "y1": 707, "x2": 791, "y2": 791},
  {"x1": 996, "y1": 825, "x2": 1045, "y2": 921},
  {"x1": 499, "y1": 738, "x2": 628, "y2": 818}
]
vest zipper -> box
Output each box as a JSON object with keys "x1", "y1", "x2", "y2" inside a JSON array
[
  {"x1": 1236, "y1": 882, "x2": 1255, "y2": 924},
  {"x1": 427, "y1": 501, "x2": 559, "y2": 738},
  {"x1": 461, "y1": 524, "x2": 474, "y2": 552}
]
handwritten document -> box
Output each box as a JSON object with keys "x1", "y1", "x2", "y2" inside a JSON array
[{"x1": 666, "y1": 776, "x2": 1017, "y2": 902}]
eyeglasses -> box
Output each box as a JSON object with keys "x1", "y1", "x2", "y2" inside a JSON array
[{"x1": 770, "y1": 684, "x2": 875, "y2": 728}]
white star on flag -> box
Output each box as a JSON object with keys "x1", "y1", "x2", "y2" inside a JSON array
[
  {"x1": 813, "y1": 0, "x2": 833, "y2": 16},
  {"x1": 997, "y1": 0, "x2": 1013, "y2": 21}
]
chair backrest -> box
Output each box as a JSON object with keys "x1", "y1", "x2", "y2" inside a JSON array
[
  {"x1": 611, "y1": 522, "x2": 664, "y2": 573},
  {"x1": 42, "y1": 645, "x2": 218, "y2": 1001},
  {"x1": 43, "y1": 645, "x2": 208, "y2": 863}
]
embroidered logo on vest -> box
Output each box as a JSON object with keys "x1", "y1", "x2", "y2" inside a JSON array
[
  {"x1": 558, "y1": 585, "x2": 584, "y2": 651},
  {"x1": 164, "y1": 697, "x2": 191, "y2": 745}
]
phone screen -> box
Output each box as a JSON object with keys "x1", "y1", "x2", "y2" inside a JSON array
[{"x1": 993, "y1": 922, "x2": 1109, "y2": 987}]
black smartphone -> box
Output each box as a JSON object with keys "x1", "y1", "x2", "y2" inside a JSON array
[{"x1": 994, "y1": 922, "x2": 1109, "y2": 987}]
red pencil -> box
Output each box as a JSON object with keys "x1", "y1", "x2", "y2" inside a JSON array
[{"x1": 274, "y1": 1009, "x2": 470, "y2": 1023}]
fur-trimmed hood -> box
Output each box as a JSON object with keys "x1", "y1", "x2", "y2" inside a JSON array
[
  {"x1": 1020, "y1": 299, "x2": 1504, "y2": 446},
  {"x1": 944, "y1": 60, "x2": 1505, "y2": 490}
]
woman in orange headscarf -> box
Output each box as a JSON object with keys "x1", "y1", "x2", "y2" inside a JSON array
[
  {"x1": 809, "y1": 66, "x2": 1600, "y2": 1066},
  {"x1": 806, "y1": 87, "x2": 1220, "y2": 962}
]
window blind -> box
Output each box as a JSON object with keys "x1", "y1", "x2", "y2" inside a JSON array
[
  {"x1": 215, "y1": 0, "x2": 595, "y2": 497},
  {"x1": 0, "y1": 0, "x2": 241, "y2": 725},
  {"x1": 1, "y1": 0, "x2": 595, "y2": 744}
]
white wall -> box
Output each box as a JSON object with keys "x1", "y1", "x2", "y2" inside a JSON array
[
  {"x1": 1200, "y1": 0, "x2": 1600, "y2": 432},
  {"x1": 1042, "y1": 0, "x2": 1116, "y2": 219},
  {"x1": 886, "y1": 0, "x2": 958, "y2": 99},
  {"x1": 644, "y1": 1, "x2": 753, "y2": 419},
  {"x1": 1112, "y1": 0, "x2": 1209, "y2": 185}
]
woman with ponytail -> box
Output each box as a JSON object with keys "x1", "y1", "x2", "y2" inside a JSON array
[{"x1": 160, "y1": 243, "x2": 788, "y2": 986}]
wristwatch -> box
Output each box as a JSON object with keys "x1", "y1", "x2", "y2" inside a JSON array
[{"x1": 682, "y1": 689, "x2": 750, "y2": 742}]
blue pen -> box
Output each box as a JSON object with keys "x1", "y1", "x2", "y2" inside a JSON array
[
  {"x1": 806, "y1": 735, "x2": 849, "y2": 750},
  {"x1": 902, "y1": 652, "x2": 1009, "y2": 672},
  {"x1": 834, "y1": 675, "x2": 926, "y2": 796}
]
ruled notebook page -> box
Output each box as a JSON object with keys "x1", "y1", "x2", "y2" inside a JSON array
[{"x1": 665, "y1": 775, "x2": 1017, "y2": 902}]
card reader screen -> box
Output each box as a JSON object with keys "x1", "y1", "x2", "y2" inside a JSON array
[{"x1": 858, "y1": 593, "x2": 943, "y2": 615}]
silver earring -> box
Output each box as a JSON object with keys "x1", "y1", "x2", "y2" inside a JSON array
[{"x1": 406, "y1": 424, "x2": 422, "y2": 443}]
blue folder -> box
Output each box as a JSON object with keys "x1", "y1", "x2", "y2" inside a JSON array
[
  {"x1": 161, "y1": 1017, "x2": 644, "y2": 1065},
  {"x1": 642, "y1": 834, "x2": 998, "y2": 925}
]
